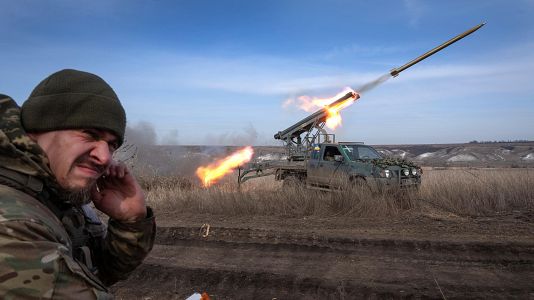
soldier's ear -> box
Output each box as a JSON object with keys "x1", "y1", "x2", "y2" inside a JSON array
[
  {"x1": 26, "y1": 132, "x2": 48, "y2": 145},
  {"x1": 26, "y1": 132, "x2": 39, "y2": 141}
]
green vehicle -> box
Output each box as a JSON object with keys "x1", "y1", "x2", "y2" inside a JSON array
[
  {"x1": 305, "y1": 142, "x2": 421, "y2": 190},
  {"x1": 237, "y1": 91, "x2": 423, "y2": 190},
  {"x1": 238, "y1": 137, "x2": 422, "y2": 190}
]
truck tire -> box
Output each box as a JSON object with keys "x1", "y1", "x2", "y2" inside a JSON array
[{"x1": 351, "y1": 177, "x2": 370, "y2": 191}]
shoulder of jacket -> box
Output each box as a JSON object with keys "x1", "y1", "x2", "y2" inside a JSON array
[{"x1": 0, "y1": 184, "x2": 70, "y2": 246}]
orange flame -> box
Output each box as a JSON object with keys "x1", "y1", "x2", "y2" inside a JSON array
[
  {"x1": 284, "y1": 87, "x2": 358, "y2": 129},
  {"x1": 196, "y1": 146, "x2": 254, "y2": 187}
]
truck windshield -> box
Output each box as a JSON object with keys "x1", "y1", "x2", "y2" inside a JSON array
[{"x1": 340, "y1": 145, "x2": 381, "y2": 161}]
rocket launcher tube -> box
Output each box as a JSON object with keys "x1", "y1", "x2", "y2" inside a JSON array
[
  {"x1": 390, "y1": 22, "x2": 485, "y2": 77},
  {"x1": 274, "y1": 91, "x2": 359, "y2": 140}
]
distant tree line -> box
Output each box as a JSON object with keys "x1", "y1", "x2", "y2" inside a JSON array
[{"x1": 468, "y1": 139, "x2": 533, "y2": 144}]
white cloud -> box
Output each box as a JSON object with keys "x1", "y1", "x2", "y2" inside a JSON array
[{"x1": 118, "y1": 46, "x2": 534, "y2": 101}]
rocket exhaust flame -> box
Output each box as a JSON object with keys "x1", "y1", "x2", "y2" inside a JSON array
[
  {"x1": 323, "y1": 89, "x2": 359, "y2": 129},
  {"x1": 196, "y1": 146, "x2": 254, "y2": 187},
  {"x1": 282, "y1": 74, "x2": 391, "y2": 130},
  {"x1": 285, "y1": 87, "x2": 358, "y2": 129}
]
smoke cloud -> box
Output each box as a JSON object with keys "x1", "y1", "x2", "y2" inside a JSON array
[
  {"x1": 121, "y1": 121, "x2": 262, "y2": 179},
  {"x1": 125, "y1": 121, "x2": 157, "y2": 145},
  {"x1": 204, "y1": 124, "x2": 259, "y2": 146},
  {"x1": 124, "y1": 121, "x2": 181, "y2": 146},
  {"x1": 161, "y1": 129, "x2": 180, "y2": 145}
]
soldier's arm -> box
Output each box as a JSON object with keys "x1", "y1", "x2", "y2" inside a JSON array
[
  {"x1": 89, "y1": 162, "x2": 156, "y2": 285},
  {"x1": 93, "y1": 207, "x2": 156, "y2": 285}
]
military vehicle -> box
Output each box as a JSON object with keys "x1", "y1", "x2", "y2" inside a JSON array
[
  {"x1": 238, "y1": 23, "x2": 484, "y2": 190},
  {"x1": 237, "y1": 91, "x2": 423, "y2": 190}
]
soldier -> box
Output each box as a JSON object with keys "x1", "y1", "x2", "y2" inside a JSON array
[{"x1": 0, "y1": 69, "x2": 156, "y2": 298}]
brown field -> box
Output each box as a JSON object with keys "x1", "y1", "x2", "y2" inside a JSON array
[{"x1": 112, "y1": 168, "x2": 534, "y2": 299}]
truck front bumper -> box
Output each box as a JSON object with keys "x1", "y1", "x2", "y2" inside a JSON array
[{"x1": 370, "y1": 176, "x2": 421, "y2": 188}]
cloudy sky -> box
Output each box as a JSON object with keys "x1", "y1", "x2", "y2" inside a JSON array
[{"x1": 2, "y1": 0, "x2": 533, "y2": 145}]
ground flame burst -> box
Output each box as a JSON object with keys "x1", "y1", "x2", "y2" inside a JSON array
[
  {"x1": 283, "y1": 87, "x2": 358, "y2": 129},
  {"x1": 196, "y1": 146, "x2": 254, "y2": 187}
]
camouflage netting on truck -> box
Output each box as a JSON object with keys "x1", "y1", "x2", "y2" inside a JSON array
[{"x1": 371, "y1": 157, "x2": 419, "y2": 168}]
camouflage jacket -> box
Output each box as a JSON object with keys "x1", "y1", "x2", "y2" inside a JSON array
[{"x1": 0, "y1": 95, "x2": 156, "y2": 299}]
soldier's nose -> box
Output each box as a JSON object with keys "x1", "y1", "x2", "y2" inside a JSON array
[{"x1": 91, "y1": 140, "x2": 112, "y2": 166}]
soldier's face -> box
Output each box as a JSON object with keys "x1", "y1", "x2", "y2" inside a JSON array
[{"x1": 30, "y1": 129, "x2": 119, "y2": 191}]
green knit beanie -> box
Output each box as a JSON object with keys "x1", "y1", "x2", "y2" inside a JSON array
[{"x1": 21, "y1": 69, "x2": 126, "y2": 146}]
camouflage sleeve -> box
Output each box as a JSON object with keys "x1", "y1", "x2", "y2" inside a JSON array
[
  {"x1": 0, "y1": 198, "x2": 113, "y2": 299},
  {"x1": 94, "y1": 207, "x2": 156, "y2": 286}
]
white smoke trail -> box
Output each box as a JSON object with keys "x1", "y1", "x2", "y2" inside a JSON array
[{"x1": 355, "y1": 73, "x2": 392, "y2": 95}]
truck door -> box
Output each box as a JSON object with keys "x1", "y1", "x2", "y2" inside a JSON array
[
  {"x1": 314, "y1": 145, "x2": 345, "y2": 187},
  {"x1": 306, "y1": 145, "x2": 322, "y2": 185}
]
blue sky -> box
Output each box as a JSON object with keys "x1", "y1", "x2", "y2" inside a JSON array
[{"x1": 1, "y1": 0, "x2": 533, "y2": 145}]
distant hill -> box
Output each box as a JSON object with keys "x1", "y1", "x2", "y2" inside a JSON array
[
  {"x1": 374, "y1": 142, "x2": 534, "y2": 167},
  {"x1": 117, "y1": 142, "x2": 534, "y2": 177}
]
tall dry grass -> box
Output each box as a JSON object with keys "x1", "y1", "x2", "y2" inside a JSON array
[
  {"x1": 140, "y1": 168, "x2": 534, "y2": 218},
  {"x1": 419, "y1": 168, "x2": 534, "y2": 216}
]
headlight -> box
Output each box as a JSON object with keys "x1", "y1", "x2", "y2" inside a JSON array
[
  {"x1": 403, "y1": 169, "x2": 410, "y2": 176},
  {"x1": 411, "y1": 168, "x2": 418, "y2": 176},
  {"x1": 381, "y1": 169, "x2": 391, "y2": 178}
]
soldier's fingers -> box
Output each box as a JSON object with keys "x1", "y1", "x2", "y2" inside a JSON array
[
  {"x1": 118, "y1": 165, "x2": 126, "y2": 178},
  {"x1": 109, "y1": 161, "x2": 127, "y2": 178},
  {"x1": 91, "y1": 184, "x2": 103, "y2": 203},
  {"x1": 110, "y1": 165, "x2": 119, "y2": 178}
]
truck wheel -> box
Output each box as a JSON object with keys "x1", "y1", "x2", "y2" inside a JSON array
[
  {"x1": 283, "y1": 176, "x2": 303, "y2": 188},
  {"x1": 351, "y1": 177, "x2": 370, "y2": 191}
]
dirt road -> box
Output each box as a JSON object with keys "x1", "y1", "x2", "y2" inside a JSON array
[{"x1": 112, "y1": 211, "x2": 534, "y2": 299}]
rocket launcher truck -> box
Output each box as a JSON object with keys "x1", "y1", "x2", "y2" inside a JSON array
[{"x1": 238, "y1": 23, "x2": 485, "y2": 190}]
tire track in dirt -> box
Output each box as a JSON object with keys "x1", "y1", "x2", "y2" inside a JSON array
[
  {"x1": 112, "y1": 226, "x2": 534, "y2": 299},
  {"x1": 157, "y1": 226, "x2": 534, "y2": 262}
]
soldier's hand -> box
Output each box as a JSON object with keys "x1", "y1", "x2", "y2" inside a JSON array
[{"x1": 91, "y1": 161, "x2": 147, "y2": 222}]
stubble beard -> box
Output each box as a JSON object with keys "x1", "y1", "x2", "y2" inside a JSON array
[
  {"x1": 58, "y1": 180, "x2": 96, "y2": 208},
  {"x1": 59, "y1": 156, "x2": 104, "y2": 207}
]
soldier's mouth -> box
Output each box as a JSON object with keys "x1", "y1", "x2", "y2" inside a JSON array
[{"x1": 75, "y1": 163, "x2": 105, "y2": 178}]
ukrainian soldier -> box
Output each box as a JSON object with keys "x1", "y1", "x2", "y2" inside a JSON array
[{"x1": 0, "y1": 69, "x2": 156, "y2": 298}]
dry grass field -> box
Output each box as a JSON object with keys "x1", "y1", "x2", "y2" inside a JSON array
[
  {"x1": 140, "y1": 168, "x2": 534, "y2": 218},
  {"x1": 112, "y1": 167, "x2": 534, "y2": 299}
]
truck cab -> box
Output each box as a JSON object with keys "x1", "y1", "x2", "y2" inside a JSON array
[{"x1": 306, "y1": 142, "x2": 422, "y2": 189}]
